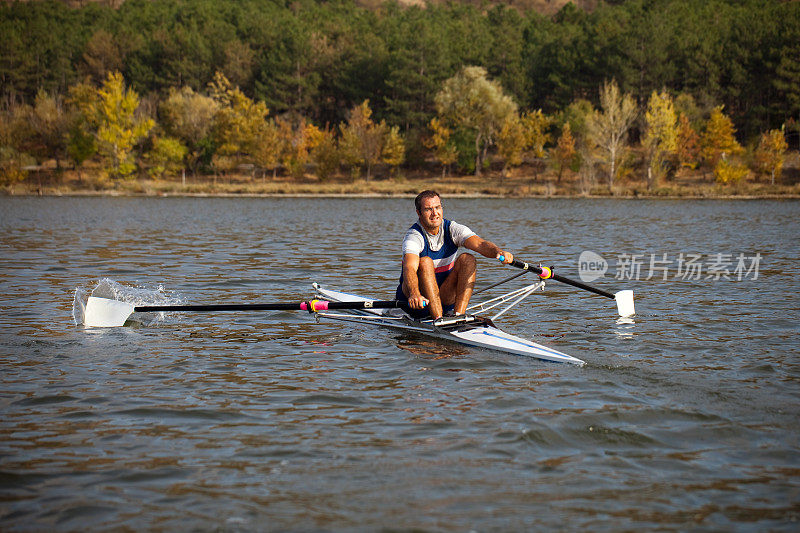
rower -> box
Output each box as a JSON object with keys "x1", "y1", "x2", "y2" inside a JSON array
[{"x1": 396, "y1": 190, "x2": 515, "y2": 321}]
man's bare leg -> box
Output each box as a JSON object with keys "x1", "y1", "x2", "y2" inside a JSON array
[
  {"x1": 405, "y1": 256, "x2": 444, "y2": 319},
  {"x1": 439, "y1": 253, "x2": 477, "y2": 315}
]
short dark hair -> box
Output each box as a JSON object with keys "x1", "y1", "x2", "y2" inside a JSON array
[{"x1": 415, "y1": 190, "x2": 441, "y2": 213}]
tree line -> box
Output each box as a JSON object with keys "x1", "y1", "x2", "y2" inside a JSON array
[{"x1": 0, "y1": 0, "x2": 797, "y2": 186}]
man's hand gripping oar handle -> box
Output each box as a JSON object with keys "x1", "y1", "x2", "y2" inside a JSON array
[{"x1": 498, "y1": 256, "x2": 635, "y2": 317}]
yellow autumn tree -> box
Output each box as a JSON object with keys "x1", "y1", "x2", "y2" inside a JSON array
[
  {"x1": 382, "y1": 125, "x2": 405, "y2": 176},
  {"x1": 642, "y1": 90, "x2": 678, "y2": 189},
  {"x1": 252, "y1": 118, "x2": 282, "y2": 180},
  {"x1": 276, "y1": 117, "x2": 316, "y2": 178},
  {"x1": 521, "y1": 109, "x2": 551, "y2": 158},
  {"x1": 306, "y1": 125, "x2": 339, "y2": 181},
  {"x1": 339, "y1": 100, "x2": 386, "y2": 180},
  {"x1": 586, "y1": 80, "x2": 637, "y2": 187},
  {"x1": 675, "y1": 113, "x2": 701, "y2": 170},
  {"x1": 754, "y1": 129, "x2": 788, "y2": 185},
  {"x1": 497, "y1": 114, "x2": 526, "y2": 177},
  {"x1": 550, "y1": 122, "x2": 576, "y2": 182},
  {"x1": 145, "y1": 136, "x2": 187, "y2": 178},
  {"x1": 94, "y1": 71, "x2": 154, "y2": 179},
  {"x1": 425, "y1": 117, "x2": 457, "y2": 178},
  {"x1": 209, "y1": 72, "x2": 269, "y2": 175},
  {"x1": 701, "y1": 106, "x2": 745, "y2": 183}
]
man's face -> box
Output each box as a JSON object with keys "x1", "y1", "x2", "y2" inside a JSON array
[{"x1": 417, "y1": 196, "x2": 443, "y2": 232}]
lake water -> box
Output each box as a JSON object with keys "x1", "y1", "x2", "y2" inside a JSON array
[{"x1": 1, "y1": 196, "x2": 798, "y2": 531}]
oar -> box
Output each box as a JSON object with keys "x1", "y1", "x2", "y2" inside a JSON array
[
  {"x1": 498, "y1": 257, "x2": 635, "y2": 317},
  {"x1": 83, "y1": 296, "x2": 408, "y2": 328}
]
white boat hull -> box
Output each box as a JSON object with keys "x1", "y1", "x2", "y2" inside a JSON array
[{"x1": 313, "y1": 284, "x2": 585, "y2": 366}]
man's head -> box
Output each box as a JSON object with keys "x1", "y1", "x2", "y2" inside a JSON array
[
  {"x1": 415, "y1": 190, "x2": 443, "y2": 232},
  {"x1": 415, "y1": 190, "x2": 441, "y2": 214}
]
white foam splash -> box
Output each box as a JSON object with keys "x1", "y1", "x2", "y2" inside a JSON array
[{"x1": 73, "y1": 278, "x2": 183, "y2": 326}]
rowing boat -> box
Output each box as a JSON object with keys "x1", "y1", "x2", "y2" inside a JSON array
[
  {"x1": 81, "y1": 258, "x2": 633, "y2": 366},
  {"x1": 310, "y1": 282, "x2": 586, "y2": 366}
]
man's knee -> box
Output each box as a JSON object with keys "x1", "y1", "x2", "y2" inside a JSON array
[
  {"x1": 419, "y1": 255, "x2": 435, "y2": 271},
  {"x1": 456, "y1": 253, "x2": 477, "y2": 271}
]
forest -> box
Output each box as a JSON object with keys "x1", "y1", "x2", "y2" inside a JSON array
[{"x1": 1, "y1": 0, "x2": 798, "y2": 193}]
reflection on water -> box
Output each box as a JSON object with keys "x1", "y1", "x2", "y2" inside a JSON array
[
  {"x1": 395, "y1": 334, "x2": 471, "y2": 360},
  {"x1": 1, "y1": 197, "x2": 798, "y2": 530}
]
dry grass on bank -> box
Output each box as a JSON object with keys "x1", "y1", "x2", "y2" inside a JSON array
[{"x1": 4, "y1": 154, "x2": 800, "y2": 199}]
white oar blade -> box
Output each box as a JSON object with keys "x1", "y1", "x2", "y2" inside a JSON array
[
  {"x1": 614, "y1": 290, "x2": 635, "y2": 317},
  {"x1": 84, "y1": 297, "x2": 135, "y2": 327}
]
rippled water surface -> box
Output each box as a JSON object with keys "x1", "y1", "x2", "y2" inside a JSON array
[{"x1": 1, "y1": 197, "x2": 798, "y2": 531}]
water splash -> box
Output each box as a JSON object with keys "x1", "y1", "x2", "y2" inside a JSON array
[{"x1": 73, "y1": 278, "x2": 183, "y2": 327}]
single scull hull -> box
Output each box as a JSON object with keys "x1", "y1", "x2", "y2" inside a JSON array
[{"x1": 313, "y1": 284, "x2": 585, "y2": 366}]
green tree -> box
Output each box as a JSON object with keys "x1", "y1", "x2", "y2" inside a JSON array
[
  {"x1": 773, "y1": 43, "x2": 800, "y2": 127},
  {"x1": 0, "y1": 104, "x2": 35, "y2": 186},
  {"x1": 65, "y1": 81, "x2": 98, "y2": 178},
  {"x1": 80, "y1": 29, "x2": 124, "y2": 85},
  {"x1": 559, "y1": 99, "x2": 597, "y2": 191},
  {"x1": 94, "y1": 71, "x2": 154, "y2": 179},
  {"x1": 160, "y1": 86, "x2": 218, "y2": 178},
  {"x1": 145, "y1": 136, "x2": 187, "y2": 178},
  {"x1": 586, "y1": 80, "x2": 637, "y2": 187},
  {"x1": 27, "y1": 89, "x2": 71, "y2": 169},
  {"x1": 642, "y1": 90, "x2": 678, "y2": 189},
  {"x1": 434, "y1": 66, "x2": 517, "y2": 176}
]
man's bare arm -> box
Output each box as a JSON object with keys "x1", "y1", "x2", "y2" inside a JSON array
[
  {"x1": 401, "y1": 253, "x2": 428, "y2": 309},
  {"x1": 463, "y1": 235, "x2": 514, "y2": 264}
]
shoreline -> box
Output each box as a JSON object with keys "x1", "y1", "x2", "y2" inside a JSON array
[
  {"x1": 5, "y1": 190, "x2": 800, "y2": 200},
  {"x1": 5, "y1": 164, "x2": 800, "y2": 200}
]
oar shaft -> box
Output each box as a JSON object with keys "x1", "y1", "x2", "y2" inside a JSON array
[
  {"x1": 133, "y1": 300, "x2": 403, "y2": 313},
  {"x1": 507, "y1": 259, "x2": 615, "y2": 299}
]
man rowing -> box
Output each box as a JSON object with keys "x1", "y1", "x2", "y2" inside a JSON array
[{"x1": 396, "y1": 190, "x2": 515, "y2": 321}]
